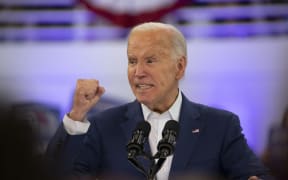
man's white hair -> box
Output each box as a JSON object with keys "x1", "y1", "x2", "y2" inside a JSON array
[{"x1": 128, "y1": 22, "x2": 187, "y2": 60}]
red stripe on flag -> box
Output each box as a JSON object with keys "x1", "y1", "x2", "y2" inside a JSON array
[{"x1": 78, "y1": 0, "x2": 190, "y2": 27}]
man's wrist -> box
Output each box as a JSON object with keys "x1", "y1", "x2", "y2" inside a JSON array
[
  {"x1": 63, "y1": 114, "x2": 90, "y2": 135},
  {"x1": 68, "y1": 110, "x2": 86, "y2": 121}
]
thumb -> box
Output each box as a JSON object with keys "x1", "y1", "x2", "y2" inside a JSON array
[
  {"x1": 90, "y1": 86, "x2": 105, "y2": 105},
  {"x1": 98, "y1": 86, "x2": 105, "y2": 96}
]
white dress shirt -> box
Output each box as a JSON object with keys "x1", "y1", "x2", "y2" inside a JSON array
[
  {"x1": 63, "y1": 92, "x2": 182, "y2": 180},
  {"x1": 141, "y1": 92, "x2": 182, "y2": 180},
  {"x1": 63, "y1": 115, "x2": 90, "y2": 135}
]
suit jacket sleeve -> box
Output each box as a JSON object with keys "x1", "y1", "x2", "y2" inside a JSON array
[
  {"x1": 71, "y1": 118, "x2": 103, "y2": 178},
  {"x1": 220, "y1": 114, "x2": 272, "y2": 179},
  {"x1": 45, "y1": 122, "x2": 86, "y2": 177}
]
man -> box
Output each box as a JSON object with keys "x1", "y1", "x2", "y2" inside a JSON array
[{"x1": 47, "y1": 22, "x2": 271, "y2": 180}]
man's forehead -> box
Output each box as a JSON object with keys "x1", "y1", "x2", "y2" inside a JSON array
[
  {"x1": 127, "y1": 47, "x2": 169, "y2": 59},
  {"x1": 128, "y1": 35, "x2": 170, "y2": 49},
  {"x1": 129, "y1": 28, "x2": 171, "y2": 41},
  {"x1": 127, "y1": 48, "x2": 157, "y2": 57}
]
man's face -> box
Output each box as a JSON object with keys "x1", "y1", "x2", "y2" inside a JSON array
[{"x1": 127, "y1": 29, "x2": 186, "y2": 112}]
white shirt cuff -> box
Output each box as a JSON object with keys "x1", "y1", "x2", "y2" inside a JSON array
[{"x1": 63, "y1": 114, "x2": 90, "y2": 135}]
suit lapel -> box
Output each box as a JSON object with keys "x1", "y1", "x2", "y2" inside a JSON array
[
  {"x1": 120, "y1": 100, "x2": 143, "y2": 145},
  {"x1": 120, "y1": 95, "x2": 205, "y2": 176},
  {"x1": 170, "y1": 95, "x2": 204, "y2": 175},
  {"x1": 120, "y1": 100, "x2": 152, "y2": 173}
]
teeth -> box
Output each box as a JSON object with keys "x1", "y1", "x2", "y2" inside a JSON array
[{"x1": 137, "y1": 84, "x2": 151, "y2": 89}]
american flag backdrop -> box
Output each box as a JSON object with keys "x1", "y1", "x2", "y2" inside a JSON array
[{"x1": 0, "y1": 0, "x2": 287, "y2": 41}]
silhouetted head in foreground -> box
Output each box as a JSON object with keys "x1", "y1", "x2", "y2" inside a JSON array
[{"x1": 0, "y1": 100, "x2": 58, "y2": 180}]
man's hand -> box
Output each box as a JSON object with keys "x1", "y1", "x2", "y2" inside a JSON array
[{"x1": 69, "y1": 79, "x2": 105, "y2": 121}]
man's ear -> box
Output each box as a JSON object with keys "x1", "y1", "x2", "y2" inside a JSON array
[{"x1": 175, "y1": 56, "x2": 187, "y2": 80}]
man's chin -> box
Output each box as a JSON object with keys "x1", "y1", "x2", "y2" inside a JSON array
[
  {"x1": 136, "y1": 98, "x2": 147, "y2": 104},
  {"x1": 136, "y1": 97, "x2": 150, "y2": 106}
]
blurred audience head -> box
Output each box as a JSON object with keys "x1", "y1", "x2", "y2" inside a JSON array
[
  {"x1": 281, "y1": 105, "x2": 288, "y2": 127},
  {"x1": 262, "y1": 105, "x2": 288, "y2": 180},
  {"x1": 0, "y1": 97, "x2": 57, "y2": 180}
]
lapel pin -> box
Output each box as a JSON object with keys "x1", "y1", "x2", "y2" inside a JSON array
[{"x1": 192, "y1": 128, "x2": 200, "y2": 133}]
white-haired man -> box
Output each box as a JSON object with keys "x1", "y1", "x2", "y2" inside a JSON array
[{"x1": 47, "y1": 22, "x2": 272, "y2": 180}]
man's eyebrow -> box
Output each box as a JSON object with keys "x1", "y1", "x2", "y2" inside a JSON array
[
  {"x1": 145, "y1": 55, "x2": 156, "y2": 59},
  {"x1": 128, "y1": 55, "x2": 136, "y2": 59}
]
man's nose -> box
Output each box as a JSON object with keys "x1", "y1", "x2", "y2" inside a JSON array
[{"x1": 135, "y1": 63, "x2": 146, "y2": 77}]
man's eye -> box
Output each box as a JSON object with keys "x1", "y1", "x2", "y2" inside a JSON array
[
  {"x1": 128, "y1": 60, "x2": 137, "y2": 64},
  {"x1": 146, "y1": 59, "x2": 156, "y2": 64}
]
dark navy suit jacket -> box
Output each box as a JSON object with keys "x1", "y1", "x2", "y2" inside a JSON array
[{"x1": 46, "y1": 94, "x2": 271, "y2": 179}]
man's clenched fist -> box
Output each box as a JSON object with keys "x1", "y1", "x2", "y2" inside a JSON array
[{"x1": 69, "y1": 79, "x2": 105, "y2": 121}]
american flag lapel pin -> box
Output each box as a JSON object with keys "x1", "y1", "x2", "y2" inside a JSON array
[{"x1": 192, "y1": 128, "x2": 200, "y2": 133}]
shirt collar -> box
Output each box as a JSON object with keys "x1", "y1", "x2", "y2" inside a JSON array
[{"x1": 141, "y1": 91, "x2": 182, "y2": 122}]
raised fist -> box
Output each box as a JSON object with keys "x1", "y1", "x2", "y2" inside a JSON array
[{"x1": 69, "y1": 79, "x2": 105, "y2": 121}]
